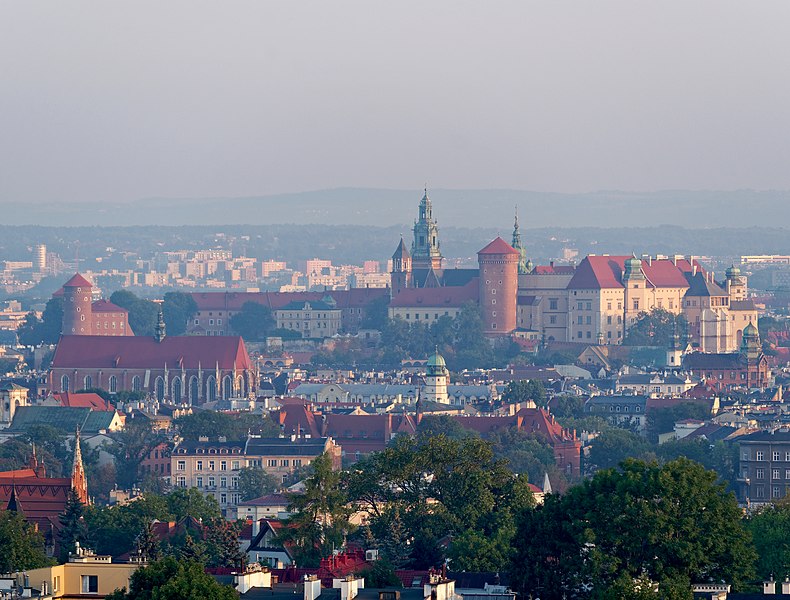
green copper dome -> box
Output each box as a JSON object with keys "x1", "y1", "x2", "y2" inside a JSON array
[
  {"x1": 427, "y1": 351, "x2": 446, "y2": 369},
  {"x1": 743, "y1": 321, "x2": 758, "y2": 338},
  {"x1": 726, "y1": 265, "x2": 741, "y2": 278}
]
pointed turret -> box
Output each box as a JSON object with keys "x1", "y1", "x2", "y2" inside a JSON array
[
  {"x1": 154, "y1": 307, "x2": 166, "y2": 342},
  {"x1": 511, "y1": 208, "x2": 529, "y2": 274},
  {"x1": 6, "y1": 484, "x2": 20, "y2": 512},
  {"x1": 71, "y1": 427, "x2": 89, "y2": 505},
  {"x1": 390, "y1": 236, "x2": 413, "y2": 297}
]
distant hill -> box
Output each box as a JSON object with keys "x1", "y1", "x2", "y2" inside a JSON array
[{"x1": 5, "y1": 188, "x2": 790, "y2": 228}]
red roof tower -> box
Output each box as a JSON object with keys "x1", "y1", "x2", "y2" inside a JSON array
[
  {"x1": 62, "y1": 273, "x2": 93, "y2": 336},
  {"x1": 477, "y1": 237, "x2": 519, "y2": 336}
]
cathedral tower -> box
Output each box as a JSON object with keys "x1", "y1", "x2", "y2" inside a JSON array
[
  {"x1": 411, "y1": 188, "x2": 443, "y2": 274},
  {"x1": 390, "y1": 237, "x2": 412, "y2": 298},
  {"x1": 511, "y1": 209, "x2": 529, "y2": 274},
  {"x1": 62, "y1": 273, "x2": 93, "y2": 336},
  {"x1": 477, "y1": 237, "x2": 519, "y2": 336}
]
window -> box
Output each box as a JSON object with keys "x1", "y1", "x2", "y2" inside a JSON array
[
  {"x1": 280, "y1": 459, "x2": 290, "y2": 467},
  {"x1": 176, "y1": 476, "x2": 186, "y2": 488},
  {"x1": 196, "y1": 476, "x2": 203, "y2": 487},
  {"x1": 549, "y1": 315, "x2": 557, "y2": 324},
  {"x1": 577, "y1": 316, "x2": 583, "y2": 325},
  {"x1": 756, "y1": 468, "x2": 765, "y2": 480},
  {"x1": 774, "y1": 486, "x2": 782, "y2": 498},
  {"x1": 176, "y1": 460, "x2": 185, "y2": 471},
  {"x1": 774, "y1": 469, "x2": 781, "y2": 480},
  {"x1": 785, "y1": 469, "x2": 790, "y2": 480},
  {"x1": 84, "y1": 375, "x2": 93, "y2": 389},
  {"x1": 294, "y1": 459, "x2": 302, "y2": 467},
  {"x1": 586, "y1": 302, "x2": 592, "y2": 310},
  {"x1": 209, "y1": 319, "x2": 214, "y2": 325},
  {"x1": 221, "y1": 493, "x2": 227, "y2": 504},
  {"x1": 774, "y1": 452, "x2": 781, "y2": 461},
  {"x1": 757, "y1": 451, "x2": 764, "y2": 461},
  {"x1": 194, "y1": 319, "x2": 200, "y2": 325},
  {"x1": 61, "y1": 375, "x2": 70, "y2": 392},
  {"x1": 220, "y1": 461, "x2": 227, "y2": 471},
  {"x1": 268, "y1": 459, "x2": 277, "y2": 467},
  {"x1": 108, "y1": 375, "x2": 117, "y2": 394},
  {"x1": 196, "y1": 460, "x2": 203, "y2": 471},
  {"x1": 586, "y1": 316, "x2": 591, "y2": 325},
  {"x1": 549, "y1": 299, "x2": 558, "y2": 310},
  {"x1": 756, "y1": 486, "x2": 765, "y2": 498},
  {"x1": 209, "y1": 460, "x2": 215, "y2": 471},
  {"x1": 208, "y1": 476, "x2": 215, "y2": 488},
  {"x1": 220, "y1": 476, "x2": 227, "y2": 488},
  {"x1": 586, "y1": 331, "x2": 591, "y2": 338},
  {"x1": 81, "y1": 575, "x2": 98, "y2": 594},
  {"x1": 132, "y1": 375, "x2": 141, "y2": 392},
  {"x1": 577, "y1": 302, "x2": 583, "y2": 310},
  {"x1": 633, "y1": 299, "x2": 639, "y2": 310},
  {"x1": 232, "y1": 460, "x2": 240, "y2": 470},
  {"x1": 607, "y1": 316, "x2": 612, "y2": 325}
]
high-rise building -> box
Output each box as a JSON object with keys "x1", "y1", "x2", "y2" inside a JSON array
[{"x1": 34, "y1": 244, "x2": 47, "y2": 273}]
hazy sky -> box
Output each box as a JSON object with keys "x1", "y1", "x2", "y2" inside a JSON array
[{"x1": 2, "y1": 1, "x2": 789, "y2": 204}]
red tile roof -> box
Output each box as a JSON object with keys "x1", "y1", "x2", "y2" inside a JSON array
[
  {"x1": 91, "y1": 299, "x2": 128, "y2": 313},
  {"x1": 533, "y1": 265, "x2": 576, "y2": 275},
  {"x1": 63, "y1": 273, "x2": 93, "y2": 287},
  {"x1": 567, "y1": 256, "x2": 702, "y2": 290},
  {"x1": 478, "y1": 237, "x2": 518, "y2": 255},
  {"x1": 389, "y1": 278, "x2": 479, "y2": 308},
  {"x1": 190, "y1": 288, "x2": 388, "y2": 312},
  {"x1": 51, "y1": 334, "x2": 252, "y2": 370},
  {"x1": 52, "y1": 392, "x2": 112, "y2": 411}
]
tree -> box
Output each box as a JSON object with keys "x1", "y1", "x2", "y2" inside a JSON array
[
  {"x1": 279, "y1": 452, "x2": 351, "y2": 567},
  {"x1": 587, "y1": 428, "x2": 652, "y2": 472},
  {"x1": 17, "y1": 297, "x2": 63, "y2": 345},
  {"x1": 228, "y1": 301, "x2": 275, "y2": 341},
  {"x1": 746, "y1": 501, "x2": 790, "y2": 580},
  {"x1": 134, "y1": 521, "x2": 161, "y2": 562},
  {"x1": 162, "y1": 291, "x2": 198, "y2": 336},
  {"x1": 166, "y1": 487, "x2": 221, "y2": 523},
  {"x1": 205, "y1": 519, "x2": 246, "y2": 568},
  {"x1": 501, "y1": 379, "x2": 546, "y2": 406},
  {"x1": 106, "y1": 556, "x2": 237, "y2": 600},
  {"x1": 110, "y1": 290, "x2": 159, "y2": 337},
  {"x1": 356, "y1": 558, "x2": 403, "y2": 587},
  {"x1": 416, "y1": 415, "x2": 475, "y2": 441},
  {"x1": 58, "y1": 488, "x2": 90, "y2": 562},
  {"x1": 105, "y1": 417, "x2": 166, "y2": 489},
  {"x1": 379, "y1": 508, "x2": 411, "y2": 568},
  {"x1": 510, "y1": 458, "x2": 756, "y2": 599},
  {"x1": 360, "y1": 295, "x2": 390, "y2": 330},
  {"x1": 646, "y1": 402, "x2": 710, "y2": 443},
  {"x1": 0, "y1": 510, "x2": 52, "y2": 572},
  {"x1": 623, "y1": 308, "x2": 687, "y2": 348},
  {"x1": 175, "y1": 411, "x2": 279, "y2": 442},
  {"x1": 238, "y1": 466, "x2": 277, "y2": 501}
]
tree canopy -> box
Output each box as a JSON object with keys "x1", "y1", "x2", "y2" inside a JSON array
[
  {"x1": 228, "y1": 301, "x2": 276, "y2": 341},
  {"x1": 623, "y1": 308, "x2": 688, "y2": 348},
  {"x1": 510, "y1": 458, "x2": 756, "y2": 599},
  {"x1": 162, "y1": 291, "x2": 199, "y2": 336},
  {"x1": 17, "y1": 296, "x2": 63, "y2": 345},
  {"x1": 0, "y1": 510, "x2": 52, "y2": 572}
]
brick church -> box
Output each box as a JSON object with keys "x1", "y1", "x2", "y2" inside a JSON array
[{"x1": 48, "y1": 274, "x2": 258, "y2": 404}]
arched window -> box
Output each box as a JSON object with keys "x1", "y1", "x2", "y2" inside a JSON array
[
  {"x1": 83, "y1": 375, "x2": 92, "y2": 389},
  {"x1": 236, "y1": 376, "x2": 245, "y2": 398},
  {"x1": 222, "y1": 376, "x2": 233, "y2": 400},
  {"x1": 61, "y1": 375, "x2": 70, "y2": 392},
  {"x1": 108, "y1": 375, "x2": 118, "y2": 394},
  {"x1": 132, "y1": 376, "x2": 142, "y2": 392},
  {"x1": 206, "y1": 376, "x2": 216, "y2": 402},
  {"x1": 189, "y1": 377, "x2": 199, "y2": 404},
  {"x1": 172, "y1": 378, "x2": 182, "y2": 404},
  {"x1": 155, "y1": 377, "x2": 165, "y2": 401}
]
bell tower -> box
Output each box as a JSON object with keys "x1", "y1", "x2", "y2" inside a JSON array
[
  {"x1": 411, "y1": 188, "x2": 443, "y2": 274},
  {"x1": 390, "y1": 237, "x2": 412, "y2": 298}
]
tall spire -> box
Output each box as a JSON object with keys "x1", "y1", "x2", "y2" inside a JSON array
[
  {"x1": 155, "y1": 307, "x2": 166, "y2": 342},
  {"x1": 71, "y1": 426, "x2": 89, "y2": 505},
  {"x1": 512, "y1": 206, "x2": 529, "y2": 274}
]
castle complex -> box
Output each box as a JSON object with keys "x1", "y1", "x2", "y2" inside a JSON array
[{"x1": 390, "y1": 192, "x2": 758, "y2": 351}]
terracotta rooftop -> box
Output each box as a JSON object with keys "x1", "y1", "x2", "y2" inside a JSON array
[
  {"x1": 567, "y1": 255, "x2": 702, "y2": 290},
  {"x1": 478, "y1": 237, "x2": 518, "y2": 256},
  {"x1": 63, "y1": 273, "x2": 93, "y2": 287}
]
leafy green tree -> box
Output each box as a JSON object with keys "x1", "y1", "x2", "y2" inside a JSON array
[
  {"x1": 646, "y1": 402, "x2": 710, "y2": 443},
  {"x1": 623, "y1": 308, "x2": 687, "y2": 348},
  {"x1": 166, "y1": 487, "x2": 221, "y2": 523},
  {"x1": 17, "y1": 297, "x2": 64, "y2": 345},
  {"x1": 110, "y1": 290, "x2": 159, "y2": 337},
  {"x1": 178, "y1": 533, "x2": 208, "y2": 564},
  {"x1": 105, "y1": 417, "x2": 167, "y2": 489},
  {"x1": 228, "y1": 301, "x2": 276, "y2": 341},
  {"x1": 58, "y1": 488, "x2": 90, "y2": 562},
  {"x1": 279, "y1": 452, "x2": 351, "y2": 567},
  {"x1": 106, "y1": 556, "x2": 237, "y2": 600},
  {"x1": 175, "y1": 411, "x2": 280, "y2": 441},
  {"x1": 134, "y1": 521, "x2": 161, "y2": 562},
  {"x1": 162, "y1": 292, "x2": 198, "y2": 336},
  {"x1": 238, "y1": 466, "x2": 278, "y2": 501},
  {"x1": 360, "y1": 294, "x2": 390, "y2": 330},
  {"x1": 501, "y1": 379, "x2": 546, "y2": 406},
  {"x1": 416, "y1": 415, "x2": 475, "y2": 441},
  {"x1": 487, "y1": 428, "x2": 559, "y2": 485},
  {"x1": 746, "y1": 501, "x2": 790, "y2": 580},
  {"x1": 587, "y1": 428, "x2": 652, "y2": 472},
  {"x1": 84, "y1": 494, "x2": 171, "y2": 557},
  {"x1": 548, "y1": 395, "x2": 586, "y2": 419},
  {"x1": 0, "y1": 510, "x2": 52, "y2": 572},
  {"x1": 510, "y1": 458, "x2": 756, "y2": 599},
  {"x1": 356, "y1": 558, "x2": 402, "y2": 587},
  {"x1": 205, "y1": 519, "x2": 246, "y2": 568}
]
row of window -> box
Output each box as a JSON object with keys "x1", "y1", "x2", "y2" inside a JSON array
[
  {"x1": 750, "y1": 485, "x2": 783, "y2": 499},
  {"x1": 62, "y1": 373, "x2": 241, "y2": 402},
  {"x1": 744, "y1": 450, "x2": 790, "y2": 462},
  {"x1": 176, "y1": 458, "x2": 304, "y2": 471},
  {"x1": 401, "y1": 311, "x2": 453, "y2": 320},
  {"x1": 747, "y1": 468, "x2": 790, "y2": 481}
]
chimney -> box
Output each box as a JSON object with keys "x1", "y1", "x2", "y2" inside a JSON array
[
  {"x1": 334, "y1": 576, "x2": 363, "y2": 600},
  {"x1": 692, "y1": 264, "x2": 698, "y2": 277},
  {"x1": 764, "y1": 576, "x2": 776, "y2": 595},
  {"x1": 783, "y1": 578, "x2": 790, "y2": 594},
  {"x1": 304, "y1": 576, "x2": 321, "y2": 600}
]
